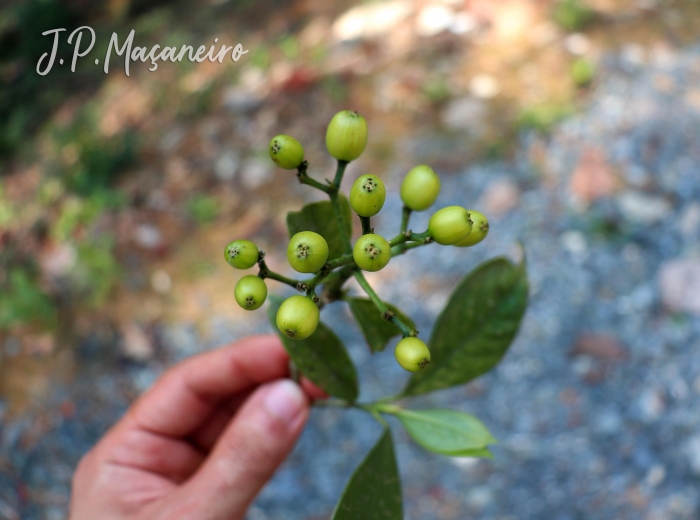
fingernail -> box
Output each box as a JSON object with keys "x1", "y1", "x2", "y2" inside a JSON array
[{"x1": 263, "y1": 380, "x2": 306, "y2": 424}]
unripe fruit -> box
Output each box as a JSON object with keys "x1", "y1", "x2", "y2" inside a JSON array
[
  {"x1": 234, "y1": 275, "x2": 267, "y2": 311},
  {"x1": 454, "y1": 210, "x2": 489, "y2": 247},
  {"x1": 394, "y1": 337, "x2": 431, "y2": 372},
  {"x1": 428, "y1": 206, "x2": 473, "y2": 245},
  {"x1": 400, "y1": 165, "x2": 441, "y2": 211},
  {"x1": 287, "y1": 231, "x2": 329, "y2": 273},
  {"x1": 224, "y1": 239, "x2": 259, "y2": 269},
  {"x1": 269, "y1": 135, "x2": 305, "y2": 170},
  {"x1": 349, "y1": 174, "x2": 386, "y2": 217},
  {"x1": 276, "y1": 295, "x2": 320, "y2": 341},
  {"x1": 325, "y1": 110, "x2": 368, "y2": 162},
  {"x1": 353, "y1": 234, "x2": 391, "y2": 272}
]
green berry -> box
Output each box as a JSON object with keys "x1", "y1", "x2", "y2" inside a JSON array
[
  {"x1": 224, "y1": 239, "x2": 259, "y2": 269},
  {"x1": 394, "y1": 337, "x2": 431, "y2": 372},
  {"x1": 269, "y1": 135, "x2": 305, "y2": 170},
  {"x1": 287, "y1": 231, "x2": 329, "y2": 273},
  {"x1": 400, "y1": 165, "x2": 441, "y2": 211},
  {"x1": 454, "y1": 210, "x2": 489, "y2": 247},
  {"x1": 234, "y1": 275, "x2": 267, "y2": 311},
  {"x1": 353, "y1": 233, "x2": 391, "y2": 272},
  {"x1": 276, "y1": 295, "x2": 320, "y2": 341},
  {"x1": 325, "y1": 110, "x2": 368, "y2": 162},
  {"x1": 349, "y1": 174, "x2": 386, "y2": 217},
  {"x1": 428, "y1": 206, "x2": 473, "y2": 245}
]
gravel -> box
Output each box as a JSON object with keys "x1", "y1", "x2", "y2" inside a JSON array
[{"x1": 3, "y1": 44, "x2": 700, "y2": 520}]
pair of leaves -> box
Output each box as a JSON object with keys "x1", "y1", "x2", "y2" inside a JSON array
[
  {"x1": 287, "y1": 195, "x2": 352, "y2": 260},
  {"x1": 267, "y1": 295, "x2": 358, "y2": 402},
  {"x1": 403, "y1": 256, "x2": 529, "y2": 396},
  {"x1": 332, "y1": 428, "x2": 403, "y2": 520},
  {"x1": 348, "y1": 297, "x2": 415, "y2": 353},
  {"x1": 394, "y1": 408, "x2": 496, "y2": 458},
  {"x1": 330, "y1": 410, "x2": 495, "y2": 520}
]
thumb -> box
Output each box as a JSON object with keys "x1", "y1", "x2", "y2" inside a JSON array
[{"x1": 176, "y1": 379, "x2": 309, "y2": 520}]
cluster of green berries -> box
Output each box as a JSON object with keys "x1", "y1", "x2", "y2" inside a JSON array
[{"x1": 225, "y1": 110, "x2": 490, "y2": 372}]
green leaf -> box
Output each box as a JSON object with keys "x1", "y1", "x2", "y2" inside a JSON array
[
  {"x1": 404, "y1": 256, "x2": 528, "y2": 396},
  {"x1": 331, "y1": 428, "x2": 403, "y2": 520},
  {"x1": 267, "y1": 295, "x2": 358, "y2": 402},
  {"x1": 446, "y1": 447, "x2": 494, "y2": 458},
  {"x1": 348, "y1": 297, "x2": 416, "y2": 353},
  {"x1": 286, "y1": 195, "x2": 352, "y2": 260},
  {"x1": 394, "y1": 408, "x2": 496, "y2": 457}
]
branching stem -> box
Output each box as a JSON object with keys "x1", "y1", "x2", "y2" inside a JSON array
[{"x1": 353, "y1": 269, "x2": 416, "y2": 338}]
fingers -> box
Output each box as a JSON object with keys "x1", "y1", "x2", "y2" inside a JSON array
[
  {"x1": 126, "y1": 335, "x2": 290, "y2": 438},
  {"x1": 104, "y1": 428, "x2": 206, "y2": 484},
  {"x1": 172, "y1": 379, "x2": 309, "y2": 520}
]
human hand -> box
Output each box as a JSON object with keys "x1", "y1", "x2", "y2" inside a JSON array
[{"x1": 70, "y1": 335, "x2": 324, "y2": 520}]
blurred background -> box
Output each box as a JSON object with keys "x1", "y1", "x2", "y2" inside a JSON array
[{"x1": 1, "y1": 0, "x2": 700, "y2": 518}]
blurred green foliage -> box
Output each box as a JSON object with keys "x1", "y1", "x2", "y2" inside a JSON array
[
  {"x1": 517, "y1": 103, "x2": 575, "y2": 135},
  {"x1": 571, "y1": 58, "x2": 596, "y2": 87},
  {"x1": 0, "y1": 268, "x2": 57, "y2": 331},
  {"x1": 552, "y1": 0, "x2": 595, "y2": 32},
  {"x1": 187, "y1": 194, "x2": 219, "y2": 225}
]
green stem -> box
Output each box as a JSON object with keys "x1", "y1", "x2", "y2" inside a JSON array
[
  {"x1": 325, "y1": 253, "x2": 355, "y2": 270},
  {"x1": 389, "y1": 229, "x2": 432, "y2": 247},
  {"x1": 391, "y1": 241, "x2": 429, "y2": 257},
  {"x1": 353, "y1": 270, "x2": 416, "y2": 338},
  {"x1": 258, "y1": 259, "x2": 304, "y2": 290},
  {"x1": 332, "y1": 160, "x2": 348, "y2": 189},
  {"x1": 359, "y1": 216, "x2": 372, "y2": 235},
  {"x1": 297, "y1": 161, "x2": 331, "y2": 194},
  {"x1": 400, "y1": 205, "x2": 411, "y2": 234}
]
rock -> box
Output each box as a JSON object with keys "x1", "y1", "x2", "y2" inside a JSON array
[
  {"x1": 478, "y1": 179, "x2": 520, "y2": 216},
  {"x1": 40, "y1": 243, "x2": 77, "y2": 279},
  {"x1": 222, "y1": 85, "x2": 264, "y2": 114},
  {"x1": 150, "y1": 269, "x2": 172, "y2": 294},
  {"x1": 571, "y1": 333, "x2": 627, "y2": 361},
  {"x1": 560, "y1": 230, "x2": 588, "y2": 261},
  {"x1": 239, "y1": 158, "x2": 273, "y2": 190},
  {"x1": 638, "y1": 388, "x2": 665, "y2": 422},
  {"x1": 645, "y1": 465, "x2": 666, "y2": 487},
  {"x1": 332, "y1": 0, "x2": 413, "y2": 41},
  {"x1": 441, "y1": 96, "x2": 487, "y2": 132},
  {"x1": 415, "y1": 4, "x2": 455, "y2": 37},
  {"x1": 617, "y1": 191, "x2": 672, "y2": 225},
  {"x1": 685, "y1": 435, "x2": 700, "y2": 476},
  {"x1": 569, "y1": 147, "x2": 617, "y2": 205},
  {"x1": 120, "y1": 323, "x2": 155, "y2": 362},
  {"x1": 679, "y1": 203, "x2": 700, "y2": 239},
  {"x1": 564, "y1": 33, "x2": 591, "y2": 56},
  {"x1": 659, "y1": 259, "x2": 700, "y2": 315},
  {"x1": 214, "y1": 151, "x2": 240, "y2": 181},
  {"x1": 469, "y1": 74, "x2": 500, "y2": 99},
  {"x1": 134, "y1": 224, "x2": 164, "y2": 250}
]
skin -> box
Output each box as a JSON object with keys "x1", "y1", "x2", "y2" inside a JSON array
[{"x1": 70, "y1": 335, "x2": 325, "y2": 520}]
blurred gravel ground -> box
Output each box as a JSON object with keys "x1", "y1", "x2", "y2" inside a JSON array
[{"x1": 3, "y1": 44, "x2": 700, "y2": 520}]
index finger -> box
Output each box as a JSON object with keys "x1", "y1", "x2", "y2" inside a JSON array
[{"x1": 124, "y1": 334, "x2": 290, "y2": 438}]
